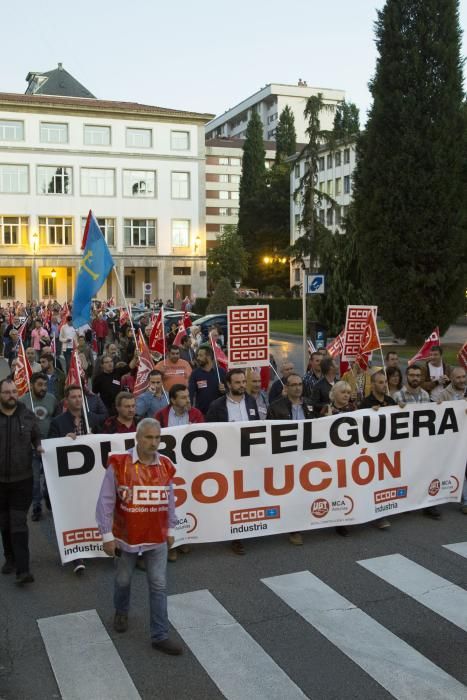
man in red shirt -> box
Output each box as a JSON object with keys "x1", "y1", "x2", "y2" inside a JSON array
[
  {"x1": 102, "y1": 392, "x2": 137, "y2": 434},
  {"x1": 92, "y1": 313, "x2": 109, "y2": 355}
]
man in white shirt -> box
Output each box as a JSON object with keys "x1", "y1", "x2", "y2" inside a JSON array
[
  {"x1": 421, "y1": 346, "x2": 451, "y2": 401},
  {"x1": 59, "y1": 316, "x2": 78, "y2": 373}
]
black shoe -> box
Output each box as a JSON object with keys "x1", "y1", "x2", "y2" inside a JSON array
[
  {"x1": 152, "y1": 638, "x2": 183, "y2": 655},
  {"x1": 335, "y1": 526, "x2": 350, "y2": 537},
  {"x1": 73, "y1": 559, "x2": 86, "y2": 575},
  {"x1": 31, "y1": 509, "x2": 42, "y2": 522},
  {"x1": 231, "y1": 540, "x2": 246, "y2": 555},
  {"x1": 15, "y1": 572, "x2": 34, "y2": 586},
  {"x1": 1, "y1": 559, "x2": 15, "y2": 575},
  {"x1": 424, "y1": 506, "x2": 441, "y2": 520},
  {"x1": 113, "y1": 613, "x2": 128, "y2": 633}
]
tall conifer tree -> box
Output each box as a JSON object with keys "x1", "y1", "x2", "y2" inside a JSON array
[
  {"x1": 275, "y1": 106, "x2": 297, "y2": 162},
  {"x1": 353, "y1": 0, "x2": 466, "y2": 341},
  {"x1": 238, "y1": 111, "x2": 266, "y2": 251}
]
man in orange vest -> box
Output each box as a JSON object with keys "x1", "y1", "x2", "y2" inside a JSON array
[{"x1": 96, "y1": 418, "x2": 182, "y2": 655}]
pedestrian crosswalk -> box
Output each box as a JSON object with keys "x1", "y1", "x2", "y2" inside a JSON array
[{"x1": 37, "y1": 541, "x2": 467, "y2": 700}]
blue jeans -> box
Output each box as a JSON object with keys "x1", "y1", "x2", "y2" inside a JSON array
[
  {"x1": 114, "y1": 544, "x2": 168, "y2": 642},
  {"x1": 32, "y1": 452, "x2": 43, "y2": 512}
]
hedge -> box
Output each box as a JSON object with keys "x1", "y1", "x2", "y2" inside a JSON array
[{"x1": 193, "y1": 297, "x2": 301, "y2": 319}]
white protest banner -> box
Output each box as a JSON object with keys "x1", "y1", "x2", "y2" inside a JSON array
[
  {"x1": 342, "y1": 305, "x2": 378, "y2": 360},
  {"x1": 42, "y1": 402, "x2": 466, "y2": 564},
  {"x1": 227, "y1": 305, "x2": 269, "y2": 368}
]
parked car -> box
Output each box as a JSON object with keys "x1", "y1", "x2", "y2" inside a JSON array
[{"x1": 192, "y1": 313, "x2": 228, "y2": 345}]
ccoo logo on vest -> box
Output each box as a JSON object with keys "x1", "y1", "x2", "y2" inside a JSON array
[{"x1": 119, "y1": 485, "x2": 170, "y2": 506}]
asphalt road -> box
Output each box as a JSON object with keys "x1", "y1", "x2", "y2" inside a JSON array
[{"x1": 1, "y1": 502, "x2": 466, "y2": 700}]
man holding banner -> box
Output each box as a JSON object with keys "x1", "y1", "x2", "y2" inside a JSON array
[{"x1": 95, "y1": 418, "x2": 183, "y2": 655}]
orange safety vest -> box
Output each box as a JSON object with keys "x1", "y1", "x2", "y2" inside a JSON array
[{"x1": 108, "y1": 452, "x2": 176, "y2": 546}]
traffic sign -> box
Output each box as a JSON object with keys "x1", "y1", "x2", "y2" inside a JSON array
[
  {"x1": 306, "y1": 274, "x2": 325, "y2": 294},
  {"x1": 142, "y1": 282, "x2": 152, "y2": 295}
]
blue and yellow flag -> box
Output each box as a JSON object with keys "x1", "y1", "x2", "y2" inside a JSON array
[{"x1": 72, "y1": 211, "x2": 114, "y2": 328}]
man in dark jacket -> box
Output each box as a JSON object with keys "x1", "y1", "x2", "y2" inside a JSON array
[
  {"x1": 267, "y1": 373, "x2": 314, "y2": 421},
  {"x1": 206, "y1": 369, "x2": 259, "y2": 555},
  {"x1": 0, "y1": 378, "x2": 41, "y2": 585},
  {"x1": 310, "y1": 357, "x2": 338, "y2": 417}
]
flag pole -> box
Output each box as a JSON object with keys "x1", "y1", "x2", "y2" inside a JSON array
[
  {"x1": 74, "y1": 350, "x2": 91, "y2": 435},
  {"x1": 209, "y1": 331, "x2": 221, "y2": 382},
  {"x1": 20, "y1": 339, "x2": 35, "y2": 413},
  {"x1": 269, "y1": 361, "x2": 284, "y2": 386},
  {"x1": 112, "y1": 266, "x2": 137, "y2": 341}
]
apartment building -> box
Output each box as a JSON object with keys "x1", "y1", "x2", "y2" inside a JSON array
[
  {"x1": 0, "y1": 68, "x2": 213, "y2": 304},
  {"x1": 206, "y1": 82, "x2": 345, "y2": 143},
  {"x1": 289, "y1": 139, "x2": 357, "y2": 285},
  {"x1": 205, "y1": 138, "x2": 276, "y2": 248}
]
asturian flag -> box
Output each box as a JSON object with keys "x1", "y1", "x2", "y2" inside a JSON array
[{"x1": 72, "y1": 211, "x2": 114, "y2": 328}]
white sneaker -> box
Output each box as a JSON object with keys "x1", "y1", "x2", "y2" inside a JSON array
[{"x1": 73, "y1": 559, "x2": 86, "y2": 575}]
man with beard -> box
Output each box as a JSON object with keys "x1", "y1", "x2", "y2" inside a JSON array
[
  {"x1": 135, "y1": 370, "x2": 168, "y2": 419},
  {"x1": 0, "y1": 378, "x2": 41, "y2": 585},
  {"x1": 206, "y1": 369, "x2": 259, "y2": 555},
  {"x1": 188, "y1": 346, "x2": 226, "y2": 416},
  {"x1": 102, "y1": 393, "x2": 138, "y2": 434},
  {"x1": 19, "y1": 373, "x2": 57, "y2": 521},
  {"x1": 39, "y1": 353, "x2": 66, "y2": 401}
]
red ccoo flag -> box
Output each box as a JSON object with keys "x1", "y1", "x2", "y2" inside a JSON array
[
  {"x1": 183, "y1": 311, "x2": 192, "y2": 329},
  {"x1": 408, "y1": 327, "x2": 440, "y2": 366},
  {"x1": 133, "y1": 330, "x2": 155, "y2": 396},
  {"x1": 326, "y1": 330, "x2": 345, "y2": 358},
  {"x1": 65, "y1": 351, "x2": 82, "y2": 387},
  {"x1": 148, "y1": 308, "x2": 165, "y2": 355},
  {"x1": 354, "y1": 312, "x2": 381, "y2": 370},
  {"x1": 210, "y1": 332, "x2": 228, "y2": 370},
  {"x1": 14, "y1": 341, "x2": 32, "y2": 397},
  {"x1": 172, "y1": 320, "x2": 187, "y2": 347}
]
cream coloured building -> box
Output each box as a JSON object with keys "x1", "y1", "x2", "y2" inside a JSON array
[{"x1": 0, "y1": 85, "x2": 212, "y2": 305}]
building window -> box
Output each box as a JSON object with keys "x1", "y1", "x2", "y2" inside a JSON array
[
  {"x1": 294, "y1": 214, "x2": 300, "y2": 228},
  {"x1": 327, "y1": 154, "x2": 333, "y2": 169},
  {"x1": 0, "y1": 165, "x2": 28, "y2": 193},
  {"x1": 81, "y1": 217, "x2": 115, "y2": 246},
  {"x1": 219, "y1": 207, "x2": 229, "y2": 216},
  {"x1": 1, "y1": 276, "x2": 15, "y2": 298},
  {"x1": 335, "y1": 177, "x2": 342, "y2": 195},
  {"x1": 230, "y1": 174, "x2": 240, "y2": 184},
  {"x1": 0, "y1": 120, "x2": 24, "y2": 141},
  {"x1": 319, "y1": 180, "x2": 325, "y2": 193},
  {"x1": 319, "y1": 209, "x2": 325, "y2": 224},
  {"x1": 84, "y1": 125, "x2": 111, "y2": 146},
  {"x1": 326, "y1": 208, "x2": 333, "y2": 226},
  {"x1": 294, "y1": 268, "x2": 300, "y2": 283},
  {"x1": 40, "y1": 122, "x2": 68, "y2": 144},
  {"x1": 171, "y1": 171, "x2": 190, "y2": 199},
  {"x1": 219, "y1": 157, "x2": 229, "y2": 165},
  {"x1": 344, "y1": 148, "x2": 350, "y2": 164},
  {"x1": 335, "y1": 151, "x2": 341, "y2": 166},
  {"x1": 230, "y1": 157, "x2": 241, "y2": 166},
  {"x1": 123, "y1": 170, "x2": 156, "y2": 197},
  {"x1": 230, "y1": 190, "x2": 239, "y2": 200},
  {"x1": 171, "y1": 130, "x2": 190, "y2": 150},
  {"x1": 327, "y1": 180, "x2": 333, "y2": 195},
  {"x1": 37, "y1": 166, "x2": 72, "y2": 195},
  {"x1": 219, "y1": 174, "x2": 229, "y2": 183},
  {"x1": 0, "y1": 216, "x2": 28, "y2": 245},
  {"x1": 318, "y1": 157, "x2": 325, "y2": 171},
  {"x1": 126, "y1": 128, "x2": 152, "y2": 148},
  {"x1": 124, "y1": 219, "x2": 156, "y2": 247},
  {"x1": 344, "y1": 175, "x2": 351, "y2": 194},
  {"x1": 42, "y1": 277, "x2": 56, "y2": 298},
  {"x1": 335, "y1": 208, "x2": 341, "y2": 226},
  {"x1": 81, "y1": 168, "x2": 115, "y2": 196},
  {"x1": 219, "y1": 190, "x2": 229, "y2": 200},
  {"x1": 294, "y1": 163, "x2": 300, "y2": 178},
  {"x1": 124, "y1": 274, "x2": 135, "y2": 297},
  {"x1": 39, "y1": 217, "x2": 73, "y2": 246},
  {"x1": 173, "y1": 267, "x2": 191, "y2": 276},
  {"x1": 172, "y1": 219, "x2": 190, "y2": 247}
]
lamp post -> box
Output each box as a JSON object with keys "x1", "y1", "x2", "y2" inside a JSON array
[
  {"x1": 31, "y1": 231, "x2": 39, "y2": 302},
  {"x1": 302, "y1": 265, "x2": 308, "y2": 374}
]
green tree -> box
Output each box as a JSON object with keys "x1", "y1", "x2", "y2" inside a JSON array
[
  {"x1": 238, "y1": 111, "x2": 266, "y2": 251},
  {"x1": 353, "y1": 0, "x2": 467, "y2": 342},
  {"x1": 206, "y1": 277, "x2": 237, "y2": 314},
  {"x1": 333, "y1": 101, "x2": 360, "y2": 142},
  {"x1": 275, "y1": 105, "x2": 297, "y2": 162},
  {"x1": 207, "y1": 225, "x2": 249, "y2": 287}
]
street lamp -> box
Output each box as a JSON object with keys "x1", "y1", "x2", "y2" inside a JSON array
[{"x1": 51, "y1": 268, "x2": 56, "y2": 278}]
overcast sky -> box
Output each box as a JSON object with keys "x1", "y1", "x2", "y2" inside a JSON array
[{"x1": 2, "y1": 0, "x2": 466, "y2": 124}]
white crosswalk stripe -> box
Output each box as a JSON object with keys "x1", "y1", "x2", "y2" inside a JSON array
[
  {"x1": 358, "y1": 553, "x2": 467, "y2": 633},
  {"x1": 262, "y1": 570, "x2": 467, "y2": 700},
  {"x1": 38, "y1": 609, "x2": 141, "y2": 700},
  {"x1": 443, "y1": 541, "x2": 467, "y2": 559},
  {"x1": 168, "y1": 589, "x2": 307, "y2": 700}
]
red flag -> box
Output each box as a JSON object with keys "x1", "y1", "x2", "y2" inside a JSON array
[
  {"x1": 354, "y1": 312, "x2": 380, "y2": 370},
  {"x1": 8, "y1": 310, "x2": 14, "y2": 325},
  {"x1": 119, "y1": 307, "x2": 130, "y2": 327},
  {"x1": 172, "y1": 320, "x2": 187, "y2": 347},
  {"x1": 65, "y1": 351, "x2": 82, "y2": 387},
  {"x1": 210, "y1": 333, "x2": 228, "y2": 370},
  {"x1": 14, "y1": 341, "x2": 32, "y2": 397},
  {"x1": 183, "y1": 311, "x2": 192, "y2": 329},
  {"x1": 133, "y1": 330, "x2": 155, "y2": 396},
  {"x1": 91, "y1": 331, "x2": 98, "y2": 354},
  {"x1": 326, "y1": 330, "x2": 345, "y2": 358},
  {"x1": 307, "y1": 339, "x2": 317, "y2": 354},
  {"x1": 50, "y1": 336, "x2": 56, "y2": 356},
  {"x1": 148, "y1": 308, "x2": 165, "y2": 354},
  {"x1": 458, "y1": 341, "x2": 467, "y2": 371},
  {"x1": 260, "y1": 365, "x2": 269, "y2": 390},
  {"x1": 17, "y1": 318, "x2": 28, "y2": 341},
  {"x1": 59, "y1": 302, "x2": 69, "y2": 331},
  {"x1": 408, "y1": 327, "x2": 440, "y2": 366}
]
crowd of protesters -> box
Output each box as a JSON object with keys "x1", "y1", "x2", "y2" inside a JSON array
[{"x1": 0, "y1": 299, "x2": 465, "y2": 652}]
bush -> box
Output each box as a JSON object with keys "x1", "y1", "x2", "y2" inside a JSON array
[{"x1": 206, "y1": 279, "x2": 237, "y2": 314}]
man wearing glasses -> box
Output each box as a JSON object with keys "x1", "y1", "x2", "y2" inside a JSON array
[{"x1": 0, "y1": 379, "x2": 42, "y2": 585}]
